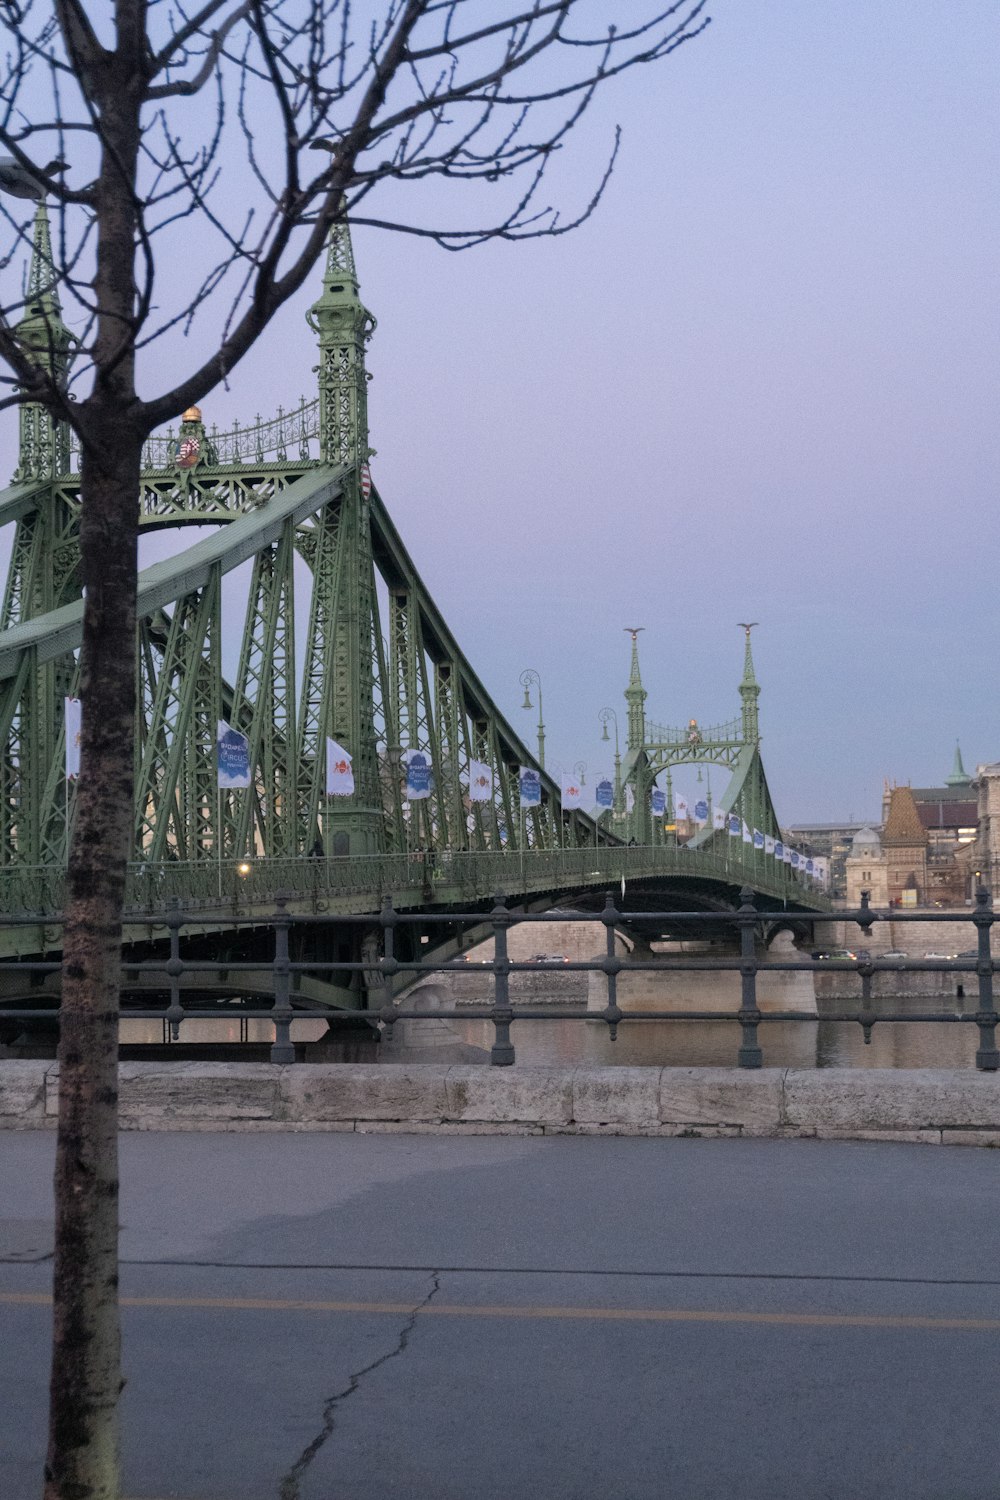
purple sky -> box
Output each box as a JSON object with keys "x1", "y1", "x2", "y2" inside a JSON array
[{"x1": 3, "y1": 1, "x2": 998, "y2": 824}]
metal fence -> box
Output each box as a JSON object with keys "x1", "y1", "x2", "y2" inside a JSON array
[{"x1": 0, "y1": 889, "x2": 997, "y2": 1071}]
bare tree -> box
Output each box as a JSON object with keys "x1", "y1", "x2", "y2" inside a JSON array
[{"x1": 0, "y1": 2, "x2": 709, "y2": 1495}]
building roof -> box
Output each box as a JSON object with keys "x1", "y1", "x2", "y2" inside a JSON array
[
  {"x1": 850, "y1": 826, "x2": 881, "y2": 852},
  {"x1": 916, "y1": 798, "x2": 977, "y2": 831},
  {"x1": 882, "y1": 785, "x2": 928, "y2": 847},
  {"x1": 910, "y1": 784, "x2": 978, "y2": 805}
]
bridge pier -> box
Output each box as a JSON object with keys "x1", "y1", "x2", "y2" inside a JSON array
[{"x1": 587, "y1": 928, "x2": 817, "y2": 1017}]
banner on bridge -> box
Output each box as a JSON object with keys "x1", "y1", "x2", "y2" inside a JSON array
[
  {"x1": 65, "y1": 697, "x2": 82, "y2": 782},
  {"x1": 561, "y1": 775, "x2": 582, "y2": 810},
  {"x1": 326, "y1": 738, "x2": 355, "y2": 796},
  {"x1": 404, "y1": 749, "x2": 433, "y2": 800},
  {"x1": 519, "y1": 767, "x2": 542, "y2": 808},
  {"x1": 217, "y1": 720, "x2": 251, "y2": 788},
  {"x1": 469, "y1": 760, "x2": 494, "y2": 802}
]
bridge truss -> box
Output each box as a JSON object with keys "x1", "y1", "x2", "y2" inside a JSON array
[{"x1": 0, "y1": 207, "x2": 824, "y2": 950}]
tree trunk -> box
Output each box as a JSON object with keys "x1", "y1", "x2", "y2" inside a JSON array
[{"x1": 44, "y1": 427, "x2": 142, "y2": 1500}]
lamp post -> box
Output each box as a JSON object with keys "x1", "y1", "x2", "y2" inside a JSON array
[
  {"x1": 518, "y1": 668, "x2": 545, "y2": 769},
  {"x1": 573, "y1": 759, "x2": 587, "y2": 787},
  {"x1": 599, "y1": 707, "x2": 622, "y2": 813}
]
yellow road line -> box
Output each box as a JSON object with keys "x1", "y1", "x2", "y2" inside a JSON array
[{"x1": 3, "y1": 1289, "x2": 1000, "y2": 1331}]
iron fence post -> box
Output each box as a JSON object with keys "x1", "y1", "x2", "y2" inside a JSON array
[
  {"x1": 490, "y1": 890, "x2": 515, "y2": 1066},
  {"x1": 973, "y1": 888, "x2": 998, "y2": 1071},
  {"x1": 737, "y1": 886, "x2": 762, "y2": 1068},
  {"x1": 601, "y1": 892, "x2": 623, "y2": 1040},
  {"x1": 269, "y1": 897, "x2": 295, "y2": 1064},
  {"x1": 165, "y1": 899, "x2": 184, "y2": 1042}
]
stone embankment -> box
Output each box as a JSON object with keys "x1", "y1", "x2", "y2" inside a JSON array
[{"x1": 4, "y1": 1061, "x2": 1000, "y2": 1146}]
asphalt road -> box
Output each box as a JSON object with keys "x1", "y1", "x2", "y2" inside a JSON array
[{"x1": 4, "y1": 1129, "x2": 1000, "y2": 1499}]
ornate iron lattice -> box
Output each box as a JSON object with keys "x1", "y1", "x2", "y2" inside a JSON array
[{"x1": 0, "y1": 214, "x2": 823, "y2": 923}]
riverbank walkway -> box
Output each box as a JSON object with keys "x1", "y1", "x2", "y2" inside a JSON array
[{"x1": 4, "y1": 1129, "x2": 1000, "y2": 1498}]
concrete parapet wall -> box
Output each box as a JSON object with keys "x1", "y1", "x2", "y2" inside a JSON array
[
  {"x1": 816, "y1": 915, "x2": 994, "y2": 956},
  {"x1": 4, "y1": 1061, "x2": 1000, "y2": 1145}
]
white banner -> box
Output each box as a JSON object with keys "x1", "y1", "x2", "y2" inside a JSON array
[
  {"x1": 468, "y1": 759, "x2": 494, "y2": 802},
  {"x1": 624, "y1": 784, "x2": 635, "y2": 814},
  {"x1": 65, "y1": 696, "x2": 82, "y2": 781},
  {"x1": 326, "y1": 738, "x2": 355, "y2": 796},
  {"x1": 742, "y1": 819, "x2": 753, "y2": 844},
  {"x1": 713, "y1": 807, "x2": 726, "y2": 831},
  {"x1": 561, "y1": 774, "x2": 583, "y2": 810},
  {"x1": 675, "y1": 796, "x2": 689, "y2": 821},
  {"x1": 765, "y1": 834, "x2": 775, "y2": 855}
]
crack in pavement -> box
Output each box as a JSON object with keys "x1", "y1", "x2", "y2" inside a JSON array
[{"x1": 277, "y1": 1270, "x2": 441, "y2": 1500}]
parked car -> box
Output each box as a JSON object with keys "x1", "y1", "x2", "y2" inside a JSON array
[
  {"x1": 923, "y1": 951, "x2": 956, "y2": 960},
  {"x1": 532, "y1": 953, "x2": 569, "y2": 963},
  {"x1": 882, "y1": 950, "x2": 909, "y2": 960}
]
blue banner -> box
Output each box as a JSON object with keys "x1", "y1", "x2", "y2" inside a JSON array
[
  {"x1": 753, "y1": 828, "x2": 764, "y2": 850},
  {"x1": 217, "y1": 720, "x2": 251, "y2": 788},
  {"x1": 774, "y1": 841, "x2": 784, "y2": 860},
  {"x1": 651, "y1": 788, "x2": 666, "y2": 816},
  {"x1": 405, "y1": 750, "x2": 432, "y2": 800},
  {"x1": 519, "y1": 767, "x2": 542, "y2": 807},
  {"x1": 791, "y1": 851, "x2": 800, "y2": 868},
  {"x1": 694, "y1": 799, "x2": 708, "y2": 823},
  {"x1": 595, "y1": 778, "x2": 614, "y2": 809},
  {"x1": 728, "y1": 813, "x2": 740, "y2": 836}
]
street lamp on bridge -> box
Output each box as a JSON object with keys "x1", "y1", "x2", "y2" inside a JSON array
[{"x1": 518, "y1": 668, "x2": 545, "y2": 770}]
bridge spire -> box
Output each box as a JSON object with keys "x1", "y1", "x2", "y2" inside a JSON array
[
  {"x1": 12, "y1": 201, "x2": 72, "y2": 482},
  {"x1": 738, "y1": 623, "x2": 760, "y2": 743},
  {"x1": 307, "y1": 217, "x2": 376, "y2": 471},
  {"x1": 624, "y1": 627, "x2": 647, "y2": 752}
]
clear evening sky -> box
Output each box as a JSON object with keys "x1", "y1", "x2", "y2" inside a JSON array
[{"x1": 3, "y1": 2, "x2": 997, "y2": 825}]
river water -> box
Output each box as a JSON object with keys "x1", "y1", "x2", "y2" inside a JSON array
[
  {"x1": 115, "y1": 994, "x2": 986, "y2": 1069},
  {"x1": 448, "y1": 993, "x2": 985, "y2": 1070}
]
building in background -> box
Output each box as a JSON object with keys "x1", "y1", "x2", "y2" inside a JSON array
[
  {"x1": 795, "y1": 747, "x2": 979, "y2": 907},
  {"x1": 844, "y1": 826, "x2": 888, "y2": 906}
]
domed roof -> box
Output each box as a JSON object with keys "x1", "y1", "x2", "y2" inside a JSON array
[{"x1": 851, "y1": 825, "x2": 881, "y2": 852}]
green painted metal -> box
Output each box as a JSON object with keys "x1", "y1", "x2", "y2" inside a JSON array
[
  {"x1": 615, "y1": 624, "x2": 786, "y2": 869},
  {"x1": 0, "y1": 210, "x2": 826, "y2": 925}
]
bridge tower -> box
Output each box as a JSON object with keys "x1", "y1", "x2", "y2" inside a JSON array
[
  {"x1": 12, "y1": 202, "x2": 72, "y2": 487},
  {"x1": 303, "y1": 223, "x2": 381, "y2": 854},
  {"x1": 739, "y1": 625, "x2": 760, "y2": 743}
]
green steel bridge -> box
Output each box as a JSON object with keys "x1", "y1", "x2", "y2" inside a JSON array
[{"x1": 0, "y1": 206, "x2": 827, "y2": 1014}]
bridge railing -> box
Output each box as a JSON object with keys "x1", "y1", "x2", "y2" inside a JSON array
[
  {"x1": 0, "y1": 840, "x2": 826, "y2": 918},
  {"x1": 0, "y1": 889, "x2": 995, "y2": 1072}
]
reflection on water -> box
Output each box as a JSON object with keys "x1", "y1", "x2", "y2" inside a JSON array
[
  {"x1": 451, "y1": 993, "x2": 982, "y2": 1070},
  {"x1": 113, "y1": 995, "x2": 983, "y2": 1069}
]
